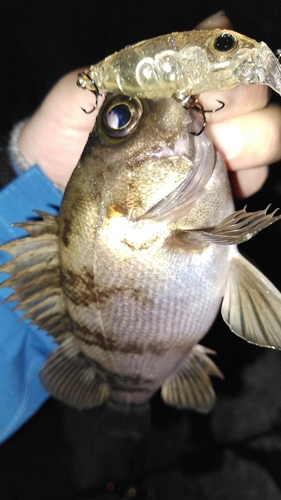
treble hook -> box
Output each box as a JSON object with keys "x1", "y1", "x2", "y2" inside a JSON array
[
  {"x1": 77, "y1": 72, "x2": 104, "y2": 114},
  {"x1": 187, "y1": 97, "x2": 225, "y2": 135},
  {"x1": 173, "y1": 93, "x2": 224, "y2": 135}
]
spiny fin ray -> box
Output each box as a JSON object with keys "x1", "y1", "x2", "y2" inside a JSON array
[
  {"x1": 199, "y1": 205, "x2": 280, "y2": 245},
  {"x1": 0, "y1": 212, "x2": 69, "y2": 343}
]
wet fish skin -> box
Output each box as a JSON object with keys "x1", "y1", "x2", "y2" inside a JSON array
[
  {"x1": 1, "y1": 95, "x2": 281, "y2": 414},
  {"x1": 58, "y1": 98, "x2": 232, "y2": 408},
  {"x1": 77, "y1": 29, "x2": 281, "y2": 98}
]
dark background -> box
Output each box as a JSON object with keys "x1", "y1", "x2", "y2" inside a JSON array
[
  {"x1": 1, "y1": 1, "x2": 281, "y2": 499},
  {"x1": 1, "y1": 0, "x2": 281, "y2": 133}
]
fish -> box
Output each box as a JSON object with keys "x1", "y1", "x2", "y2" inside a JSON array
[
  {"x1": 1, "y1": 91, "x2": 281, "y2": 414},
  {"x1": 77, "y1": 29, "x2": 281, "y2": 99}
]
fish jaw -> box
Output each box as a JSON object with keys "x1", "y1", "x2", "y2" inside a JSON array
[{"x1": 234, "y1": 41, "x2": 281, "y2": 94}]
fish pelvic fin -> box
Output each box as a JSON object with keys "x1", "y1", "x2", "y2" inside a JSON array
[
  {"x1": 161, "y1": 345, "x2": 223, "y2": 413},
  {"x1": 197, "y1": 205, "x2": 280, "y2": 245},
  {"x1": 222, "y1": 253, "x2": 281, "y2": 349},
  {"x1": 40, "y1": 336, "x2": 110, "y2": 408},
  {"x1": 0, "y1": 211, "x2": 69, "y2": 344}
]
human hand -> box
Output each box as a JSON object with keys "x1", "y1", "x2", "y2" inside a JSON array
[
  {"x1": 18, "y1": 72, "x2": 105, "y2": 189},
  {"x1": 18, "y1": 13, "x2": 281, "y2": 197},
  {"x1": 196, "y1": 12, "x2": 281, "y2": 197}
]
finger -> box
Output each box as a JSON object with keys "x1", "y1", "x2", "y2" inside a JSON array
[
  {"x1": 195, "y1": 11, "x2": 232, "y2": 30},
  {"x1": 52, "y1": 70, "x2": 105, "y2": 133},
  {"x1": 18, "y1": 71, "x2": 105, "y2": 187},
  {"x1": 228, "y1": 166, "x2": 269, "y2": 198},
  {"x1": 193, "y1": 13, "x2": 276, "y2": 199},
  {"x1": 194, "y1": 14, "x2": 270, "y2": 122},
  {"x1": 207, "y1": 104, "x2": 281, "y2": 170},
  {"x1": 199, "y1": 85, "x2": 269, "y2": 124},
  {"x1": 19, "y1": 70, "x2": 105, "y2": 166}
]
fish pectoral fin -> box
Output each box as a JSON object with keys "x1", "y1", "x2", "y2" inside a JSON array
[
  {"x1": 161, "y1": 345, "x2": 223, "y2": 413},
  {"x1": 222, "y1": 253, "x2": 281, "y2": 349},
  {"x1": 40, "y1": 336, "x2": 110, "y2": 409},
  {"x1": 196, "y1": 205, "x2": 280, "y2": 245}
]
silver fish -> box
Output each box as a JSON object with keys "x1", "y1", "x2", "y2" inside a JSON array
[
  {"x1": 1, "y1": 94, "x2": 281, "y2": 413},
  {"x1": 77, "y1": 29, "x2": 281, "y2": 98}
]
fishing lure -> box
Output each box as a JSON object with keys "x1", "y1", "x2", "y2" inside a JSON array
[{"x1": 77, "y1": 29, "x2": 281, "y2": 102}]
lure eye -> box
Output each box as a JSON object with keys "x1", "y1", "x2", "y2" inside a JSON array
[
  {"x1": 100, "y1": 95, "x2": 143, "y2": 139},
  {"x1": 212, "y1": 32, "x2": 238, "y2": 54}
]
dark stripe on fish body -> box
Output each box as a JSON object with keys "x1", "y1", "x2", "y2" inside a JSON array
[
  {"x1": 74, "y1": 322, "x2": 170, "y2": 356},
  {"x1": 90, "y1": 358, "x2": 154, "y2": 388},
  {"x1": 109, "y1": 384, "x2": 151, "y2": 393},
  {"x1": 120, "y1": 236, "x2": 159, "y2": 251},
  {"x1": 61, "y1": 269, "x2": 97, "y2": 306},
  {"x1": 106, "y1": 371, "x2": 154, "y2": 389},
  {"x1": 61, "y1": 217, "x2": 72, "y2": 247},
  {"x1": 61, "y1": 268, "x2": 153, "y2": 308}
]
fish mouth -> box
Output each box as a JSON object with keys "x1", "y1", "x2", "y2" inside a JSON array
[
  {"x1": 234, "y1": 41, "x2": 281, "y2": 95},
  {"x1": 139, "y1": 131, "x2": 215, "y2": 222}
]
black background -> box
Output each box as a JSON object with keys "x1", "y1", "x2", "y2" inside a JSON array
[{"x1": 1, "y1": 1, "x2": 281, "y2": 499}]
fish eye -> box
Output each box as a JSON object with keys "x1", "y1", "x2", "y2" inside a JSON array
[
  {"x1": 100, "y1": 95, "x2": 143, "y2": 139},
  {"x1": 212, "y1": 32, "x2": 238, "y2": 54}
]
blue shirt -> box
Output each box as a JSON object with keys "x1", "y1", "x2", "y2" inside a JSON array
[{"x1": 0, "y1": 166, "x2": 63, "y2": 442}]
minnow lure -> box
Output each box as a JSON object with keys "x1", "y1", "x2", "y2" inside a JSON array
[{"x1": 77, "y1": 29, "x2": 281, "y2": 100}]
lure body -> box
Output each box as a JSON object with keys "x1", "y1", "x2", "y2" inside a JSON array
[{"x1": 77, "y1": 29, "x2": 281, "y2": 98}]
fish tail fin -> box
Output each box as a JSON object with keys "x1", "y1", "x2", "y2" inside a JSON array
[
  {"x1": 222, "y1": 253, "x2": 281, "y2": 349},
  {"x1": 40, "y1": 336, "x2": 110, "y2": 408},
  {"x1": 161, "y1": 345, "x2": 223, "y2": 413}
]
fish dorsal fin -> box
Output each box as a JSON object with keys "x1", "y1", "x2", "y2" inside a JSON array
[
  {"x1": 222, "y1": 253, "x2": 281, "y2": 349},
  {"x1": 161, "y1": 345, "x2": 223, "y2": 413},
  {"x1": 0, "y1": 212, "x2": 69, "y2": 343},
  {"x1": 40, "y1": 337, "x2": 110, "y2": 408}
]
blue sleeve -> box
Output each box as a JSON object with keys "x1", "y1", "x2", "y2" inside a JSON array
[{"x1": 0, "y1": 166, "x2": 63, "y2": 442}]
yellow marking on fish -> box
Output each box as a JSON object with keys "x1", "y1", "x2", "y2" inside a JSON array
[{"x1": 107, "y1": 203, "x2": 126, "y2": 219}]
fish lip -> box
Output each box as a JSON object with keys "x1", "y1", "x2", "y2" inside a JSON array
[{"x1": 234, "y1": 42, "x2": 281, "y2": 95}]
